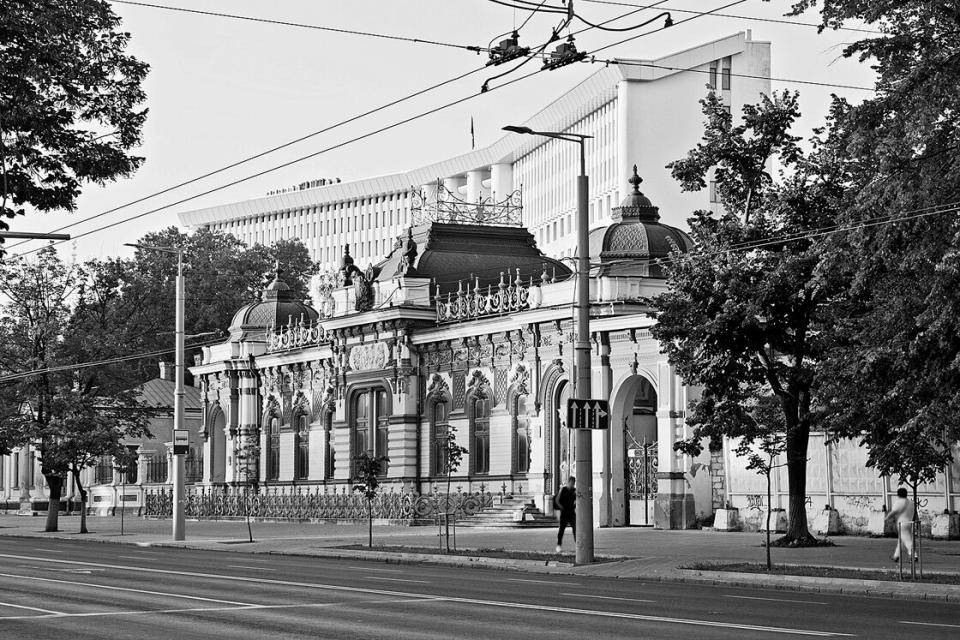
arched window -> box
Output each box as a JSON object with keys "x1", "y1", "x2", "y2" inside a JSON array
[
  {"x1": 375, "y1": 389, "x2": 390, "y2": 475},
  {"x1": 431, "y1": 401, "x2": 449, "y2": 476},
  {"x1": 513, "y1": 395, "x2": 530, "y2": 474},
  {"x1": 323, "y1": 409, "x2": 335, "y2": 479},
  {"x1": 294, "y1": 413, "x2": 309, "y2": 480},
  {"x1": 471, "y1": 396, "x2": 490, "y2": 474},
  {"x1": 267, "y1": 416, "x2": 280, "y2": 481}
]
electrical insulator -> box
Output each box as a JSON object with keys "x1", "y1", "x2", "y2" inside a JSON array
[
  {"x1": 542, "y1": 35, "x2": 586, "y2": 71},
  {"x1": 487, "y1": 31, "x2": 531, "y2": 67}
]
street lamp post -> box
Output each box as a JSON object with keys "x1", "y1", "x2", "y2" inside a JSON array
[
  {"x1": 503, "y1": 125, "x2": 595, "y2": 564},
  {"x1": 125, "y1": 242, "x2": 186, "y2": 541}
]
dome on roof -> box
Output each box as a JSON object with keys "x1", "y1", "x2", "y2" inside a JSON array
[
  {"x1": 588, "y1": 166, "x2": 692, "y2": 278},
  {"x1": 228, "y1": 266, "x2": 318, "y2": 341}
]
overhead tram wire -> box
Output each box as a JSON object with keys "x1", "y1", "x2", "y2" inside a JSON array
[
  {"x1": 580, "y1": 0, "x2": 881, "y2": 35},
  {"x1": 110, "y1": 0, "x2": 485, "y2": 53},
  {"x1": 601, "y1": 200, "x2": 960, "y2": 272},
  {"x1": 10, "y1": 0, "x2": 680, "y2": 258},
  {"x1": 0, "y1": 336, "x2": 227, "y2": 383},
  {"x1": 10, "y1": 0, "x2": 656, "y2": 252},
  {"x1": 6, "y1": 65, "x2": 488, "y2": 252}
]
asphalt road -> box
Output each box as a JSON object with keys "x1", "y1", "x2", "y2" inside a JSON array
[{"x1": 0, "y1": 537, "x2": 956, "y2": 639}]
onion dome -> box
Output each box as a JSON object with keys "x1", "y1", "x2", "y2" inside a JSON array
[
  {"x1": 228, "y1": 262, "x2": 319, "y2": 341},
  {"x1": 588, "y1": 165, "x2": 692, "y2": 277}
]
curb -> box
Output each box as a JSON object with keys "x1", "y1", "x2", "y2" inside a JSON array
[{"x1": 676, "y1": 569, "x2": 960, "y2": 602}]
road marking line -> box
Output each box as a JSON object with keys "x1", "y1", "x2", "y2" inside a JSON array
[
  {"x1": 33, "y1": 549, "x2": 65, "y2": 554},
  {"x1": 363, "y1": 577, "x2": 429, "y2": 584},
  {"x1": 0, "y1": 601, "x2": 65, "y2": 615},
  {"x1": 0, "y1": 572, "x2": 257, "y2": 607},
  {"x1": 117, "y1": 555, "x2": 150, "y2": 560},
  {"x1": 901, "y1": 621, "x2": 960, "y2": 629},
  {"x1": 346, "y1": 566, "x2": 402, "y2": 572},
  {"x1": 0, "y1": 597, "x2": 447, "y2": 621},
  {"x1": 228, "y1": 565, "x2": 277, "y2": 571},
  {"x1": 0, "y1": 554, "x2": 851, "y2": 637},
  {"x1": 506, "y1": 578, "x2": 582, "y2": 586},
  {"x1": 560, "y1": 593, "x2": 655, "y2": 603},
  {"x1": 725, "y1": 595, "x2": 828, "y2": 606}
]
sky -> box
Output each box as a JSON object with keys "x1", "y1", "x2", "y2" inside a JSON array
[{"x1": 7, "y1": 0, "x2": 876, "y2": 261}]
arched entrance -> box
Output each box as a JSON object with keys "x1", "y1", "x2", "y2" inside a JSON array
[
  {"x1": 552, "y1": 380, "x2": 574, "y2": 496},
  {"x1": 609, "y1": 374, "x2": 658, "y2": 526}
]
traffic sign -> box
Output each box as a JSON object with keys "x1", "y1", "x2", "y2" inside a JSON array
[
  {"x1": 566, "y1": 398, "x2": 610, "y2": 430},
  {"x1": 172, "y1": 429, "x2": 190, "y2": 455}
]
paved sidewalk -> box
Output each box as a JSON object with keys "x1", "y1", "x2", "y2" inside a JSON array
[{"x1": 2, "y1": 513, "x2": 958, "y2": 579}]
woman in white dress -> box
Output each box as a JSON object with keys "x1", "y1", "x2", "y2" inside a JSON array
[{"x1": 885, "y1": 487, "x2": 916, "y2": 563}]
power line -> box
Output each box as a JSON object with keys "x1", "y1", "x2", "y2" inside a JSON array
[
  {"x1": 580, "y1": 0, "x2": 882, "y2": 35},
  {"x1": 111, "y1": 0, "x2": 485, "y2": 53},
  {"x1": 0, "y1": 336, "x2": 227, "y2": 383},
  {"x1": 5, "y1": 67, "x2": 488, "y2": 253},
  {"x1": 10, "y1": 1, "x2": 679, "y2": 257},
  {"x1": 605, "y1": 58, "x2": 875, "y2": 92}
]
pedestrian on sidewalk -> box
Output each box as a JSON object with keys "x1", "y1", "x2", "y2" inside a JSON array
[
  {"x1": 885, "y1": 487, "x2": 916, "y2": 563},
  {"x1": 554, "y1": 476, "x2": 576, "y2": 553}
]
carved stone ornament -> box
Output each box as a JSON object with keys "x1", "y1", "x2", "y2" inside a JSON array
[
  {"x1": 467, "y1": 369, "x2": 491, "y2": 400},
  {"x1": 510, "y1": 363, "x2": 530, "y2": 396},
  {"x1": 425, "y1": 373, "x2": 450, "y2": 399},
  {"x1": 348, "y1": 342, "x2": 390, "y2": 371}
]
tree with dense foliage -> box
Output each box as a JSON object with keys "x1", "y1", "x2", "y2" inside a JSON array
[
  {"x1": 63, "y1": 228, "x2": 318, "y2": 389},
  {"x1": 651, "y1": 91, "x2": 846, "y2": 544},
  {"x1": 0, "y1": 0, "x2": 148, "y2": 250},
  {"x1": 791, "y1": 0, "x2": 960, "y2": 502},
  {"x1": 0, "y1": 247, "x2": 152, "y2": 532}
]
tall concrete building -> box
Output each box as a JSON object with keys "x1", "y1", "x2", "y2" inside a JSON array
[{"x1": 178, "y1": 32, "x2": 771, "y2": 267}]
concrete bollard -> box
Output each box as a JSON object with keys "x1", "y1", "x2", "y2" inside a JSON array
[
  {"x1": 759, "y1": 508, "x2": 787, "y2": 533},
  {"x1": 713, "y1": 507, "x2": 740, "y2": 531},
  {"x1": 812, "y1": 506, "x2": 841, "y2": 535}
]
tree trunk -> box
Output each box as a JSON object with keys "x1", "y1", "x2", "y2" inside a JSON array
[
  {"x1": 368, "y1": 500, "x2": 373, "y2": 549},
  {"x1": 245, "y1": 489, "x2": 253, "y2": 543},
  {"x1": 71, "y1": 467, "x2": 89, "y2": 534},
  {"x1": 784, "y1": 418, "x2": 814, "y2": 543},
  {"x1": 43, "y1": 473, "x2": 63, "y2": 532},
  {"x1": 765, "y1": 468, "x2": 772, "y2": 570}
]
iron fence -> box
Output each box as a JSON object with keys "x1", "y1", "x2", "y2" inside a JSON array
[{"x1": 143, "y1": 485, "x2": 496, "y2": 522}]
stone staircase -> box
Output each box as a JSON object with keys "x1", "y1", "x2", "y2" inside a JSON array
[{"x1": 457, "y1": 494, "x2": 556, "y2": 528}]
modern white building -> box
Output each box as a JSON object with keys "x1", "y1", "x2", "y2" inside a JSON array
[{"x1": 178, "y1": 32, "x2": 771, "y2": 267}]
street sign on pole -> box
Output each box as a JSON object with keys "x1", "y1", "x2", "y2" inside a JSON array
[
  {"x1": 172, "y1": 429, "x2": 189, "y2": 455},
  {"x1": 566, "y1": 398, "x2": 609, "y2": 430}
]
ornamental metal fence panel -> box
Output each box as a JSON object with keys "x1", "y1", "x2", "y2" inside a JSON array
[{"x1": 142, "y1": 484, "x2": 497, "y2": 523}]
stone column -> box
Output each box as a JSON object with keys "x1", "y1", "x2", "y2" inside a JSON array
[
  {"x1": 236, "y1": 370, "x2": 261, "y2": 484},
  {"x1": 490, "y1": 163, "x2": 513, "y2": 201},
  {"x1": 595, "y1": 333, "x2": 614, "y2": 526},
  {"x1": 466, "y1": 170, "x2": 489, "y2": 203},
  {"x1": 19, "y1": 447, "x2": 31, "y2": 503},
  {"x1": 654, "y1": 365, "x2": 696, "y2": 529}
]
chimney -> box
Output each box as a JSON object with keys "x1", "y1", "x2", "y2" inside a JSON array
[{"x1": 158, "y1": 361, "x2": 174, "y2": 381}]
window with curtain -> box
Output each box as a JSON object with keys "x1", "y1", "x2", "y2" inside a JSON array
[
  {"x1": 375, "y1": 389, "x2": 390, "y2": 475},
  {"x1": 471, "y1": 396, "x2": 490, "y2": 474},
  {"x1": 267, "y1": 416, "x2": 280, "y2": 481},
  {"x1": 294, "y1": 413, "x2": 309, "y2": 480},
  {"x1": 431, "y1": 401, "x2": 450, "y2": 476}
]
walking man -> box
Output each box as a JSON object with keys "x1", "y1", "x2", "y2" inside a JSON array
[
  {"x1": 886, "y1": 487, "x2": 916, "y2": 563},
  {"x1": 554, "y1": 476, "x2": 576, "y2": 553}
]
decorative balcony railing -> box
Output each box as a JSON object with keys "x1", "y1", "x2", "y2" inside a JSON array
[
  {"x1": 266, "y1": 318, "x2": 332, "y2": 353},
  {"x1": 412, "y1": 179, "x2": 522, "y2": 227},
  {"x1": 436, "y1": 268, "x2": 544, "y2": 323}
]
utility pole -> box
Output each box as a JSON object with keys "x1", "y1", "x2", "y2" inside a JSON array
[
  {"x1": 502, "y1": 125, "x2": 594, "y2": 564},
  {"x1": 125, "y1": 242, "x2": 186, "y2": 541}
]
